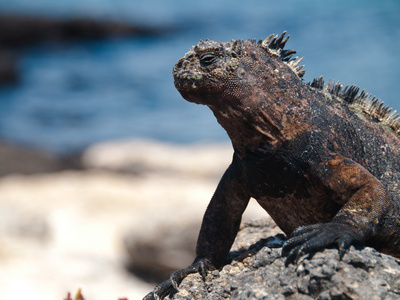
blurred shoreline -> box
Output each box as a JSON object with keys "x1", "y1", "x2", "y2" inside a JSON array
[
  {"x1": 0, "y1": 13, "x2": 174, "y2": 85},
  {"x1": 0, "y1": 138, "x2": 267, "y2": 299},
  {"x1": 0, "y1": 138, "x2": 235, "y2": 177}
]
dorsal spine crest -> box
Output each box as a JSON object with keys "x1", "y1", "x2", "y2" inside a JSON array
[
  {"x1": 310, "y1": 76, "x2": 400, "y2": 134},
  {"x1": 257, "y1": 31, "x2": 305, "y2": 78}
]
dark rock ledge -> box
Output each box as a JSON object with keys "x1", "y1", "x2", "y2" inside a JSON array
[
  {"x1": 0, "y1": 14, "x2": 170, "y2": 48},
  {"x1": 0, "y1": 13, "x2": 173, "y2": 85},
  {"x1": 163, "y1": 219, "x2": 400, "y2": 300}
]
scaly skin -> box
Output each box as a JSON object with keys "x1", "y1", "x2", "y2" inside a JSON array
[{"x1": 143, "y1": 32, "x2": 400, "y2": 299}]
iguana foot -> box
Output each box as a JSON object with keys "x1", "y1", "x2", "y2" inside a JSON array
[
  {"x1": 282, "y1": 222, "x2": 363, "y2": 267},
  {"x1": 143, "y1": 258, "x2": 215, "y2": 300}
]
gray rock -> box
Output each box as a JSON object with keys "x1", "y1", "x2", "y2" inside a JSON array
[
  {"x1": 0, "y1": 141, "x2": 81, "y2": 176},
  {"x1": 165, "y1": 219, "x2": 400, "y2": 300},
  {"x1": 125, "y1": 221, "x2": 199, "y2": 283}
]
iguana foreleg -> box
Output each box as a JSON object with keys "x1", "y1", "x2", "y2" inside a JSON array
[
  {"x1": 283, "y1": 156, "x2": 390, "y2": 265},
  {"x1": 143, "y1": 158, "x2": 250, "y2": 299}
]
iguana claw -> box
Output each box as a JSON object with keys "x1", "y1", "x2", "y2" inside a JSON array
[
  {"x1": 142, "y1": 258, "x2": 215, "y2": 300},
  {"x1": 282, "y1": 222, "x2": 363, "y2": 267}
]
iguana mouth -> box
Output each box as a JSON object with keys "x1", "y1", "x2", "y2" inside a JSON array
[{"x1": 173, "y1": 71, "x2": 204, "y2": 90}]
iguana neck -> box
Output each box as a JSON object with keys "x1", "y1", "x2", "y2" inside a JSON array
[
  {"x1": 208, "y1": 101, "x2": 284, "y2": 156},
  {"x1": 208, "y1": 91, "x2": 312, "y2": 157}
]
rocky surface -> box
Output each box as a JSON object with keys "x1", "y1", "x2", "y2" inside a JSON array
[{"x1": 164, "y1": 219, "x2": 400, "y2": 300}]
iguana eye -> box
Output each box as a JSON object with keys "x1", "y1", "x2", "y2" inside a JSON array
[{"x1": 200, "y1": 53, "x2": 218, "y2": 67}]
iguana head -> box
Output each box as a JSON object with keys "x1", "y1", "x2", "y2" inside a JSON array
[
  {"x1": 173, "y1": 31, "x2": 305, "y2": 107},
  {"x1": 174, "y1": 32, "x2": 400, "y2": 153},
  {"x1": 173, "y1": 32, "x2": 310, "y2": 153}
]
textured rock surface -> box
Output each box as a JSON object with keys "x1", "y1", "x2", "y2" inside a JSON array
[{"x1": 166, "y1": 219, "x2": 400, "y2": 300}]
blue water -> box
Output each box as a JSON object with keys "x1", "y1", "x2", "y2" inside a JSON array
[{"x1": 0, "y1": 0, "x2": 399, "y2": 154}]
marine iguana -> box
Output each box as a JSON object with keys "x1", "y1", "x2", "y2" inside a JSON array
[{"x1": 144, "y1": 31, "x2": 400, "y2": 299}]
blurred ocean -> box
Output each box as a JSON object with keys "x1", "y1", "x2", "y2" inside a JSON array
[{"x1": 0, "y1": 0, "x2": 399, "y2": 154}]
